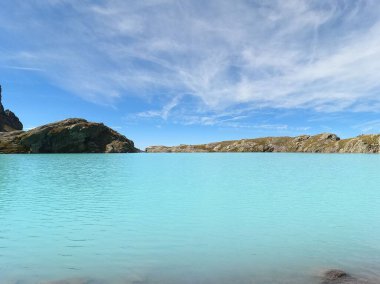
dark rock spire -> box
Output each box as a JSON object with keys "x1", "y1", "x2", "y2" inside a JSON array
[
  {"x1": 0, "y1": 85, "x2": 4, "y2": 113},
  {"x1": 0, "y1": 85, "x2": 23, "y2": 132}
]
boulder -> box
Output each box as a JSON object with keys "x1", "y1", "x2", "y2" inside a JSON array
[{"x1": 319, "y1": 133, "x2": 341, "y2": 141}]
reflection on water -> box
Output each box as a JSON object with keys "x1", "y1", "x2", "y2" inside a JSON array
[{"x1": 1, "y1": 153, "x2": 380, "y2": 283}]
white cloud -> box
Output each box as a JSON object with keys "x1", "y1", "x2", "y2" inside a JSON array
[
  {"x1": 1, "y1": 0, "x2": 380, "y2": 114},
  {"x1": 2, "y1": 66, "x2": 44, "y2": 72},
  {"x1": 137, "y1": 96, "x2": 181, "y2": 120}
]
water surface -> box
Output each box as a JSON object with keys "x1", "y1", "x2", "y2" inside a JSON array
[{"x1": 1, "y1": 153, "x2": 380, "y2": 283}]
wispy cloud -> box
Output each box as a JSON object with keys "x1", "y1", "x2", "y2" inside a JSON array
[
  {"x1": 2, "y1": 66, "x2": 44, "y2": 72},
  {"x1": 1, "y1": 0, "x2": 380, "y2": 116},
  {"x1": 137, "y1": 96, "x2": 182, "y2": 120},
  {"x1": 353, "y1": 120, "x2": 380, "y2": 134}
]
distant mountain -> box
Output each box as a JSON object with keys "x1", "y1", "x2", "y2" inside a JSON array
[{"x1": 146, "y1": 133, "x2": 380, "y2": 153}]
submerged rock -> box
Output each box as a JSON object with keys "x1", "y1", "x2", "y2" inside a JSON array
[
  {"x1": 321, "y1": 269, "x2": 376, "y2": 284},
  {"x1": 0, "y1": 85, "x2": 23, "y2": 132},
  {"x1": 0, "y1": 118, "x2": 139, "y2": 153},
  {"x1": 321, "y1": 269, "x2": 350, "y2": 283}
]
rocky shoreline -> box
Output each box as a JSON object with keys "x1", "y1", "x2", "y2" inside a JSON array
[{"x1": 146, "y1": 133, "x2": 380, "y2": 153}]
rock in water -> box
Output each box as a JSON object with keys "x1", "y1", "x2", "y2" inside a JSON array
[
  {"x1": 0, "y1": 118, "x2": 139, "y2": 153},
  {"x1": 0, "y1": 85, "x2": 23, "y2": 132},
  {"x1": 321, "y1": 269, "x2": 376, "y2": 284},
  {"x1": 321, "y1": 269, "x2": 350, "y2": 283}
]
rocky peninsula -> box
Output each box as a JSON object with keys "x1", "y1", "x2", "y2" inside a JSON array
[
  {"x1": 0, "y1": 86, "x2": 138, "y2": 154},
  {"x1": 146, "y1": 133, "x2": 380, "y2": 153},
  {"x1": 0, "y1": 118, "x2": 139, "y2": 154}
]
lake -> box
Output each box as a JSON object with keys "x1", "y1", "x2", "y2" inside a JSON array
[{"x1": 1, "y1": 153, "x2": 380, "y2": 283}]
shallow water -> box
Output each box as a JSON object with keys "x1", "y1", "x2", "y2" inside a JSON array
[{"x1": 1, "y1": 153, "x2": 380, "y2": 283}]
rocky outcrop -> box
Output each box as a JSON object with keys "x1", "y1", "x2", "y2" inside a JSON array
[
  {"x1": 146, "y1": 133, "x2": 380, "y2": 153},
  {"x1": 0, "y1": 118, "x2": 139, "y2": 154},
  {"x1": 0, "y1": 85, "x2": 23, "y2": 132}
]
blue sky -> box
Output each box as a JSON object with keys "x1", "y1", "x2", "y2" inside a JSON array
[{"x1": 1, "y1": 0, "x2": 380, "y2": 149}]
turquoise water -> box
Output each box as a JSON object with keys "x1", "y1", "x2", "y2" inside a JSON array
[{"x1": 1, "y1": 153, "x2": 380, "y2": 283}]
